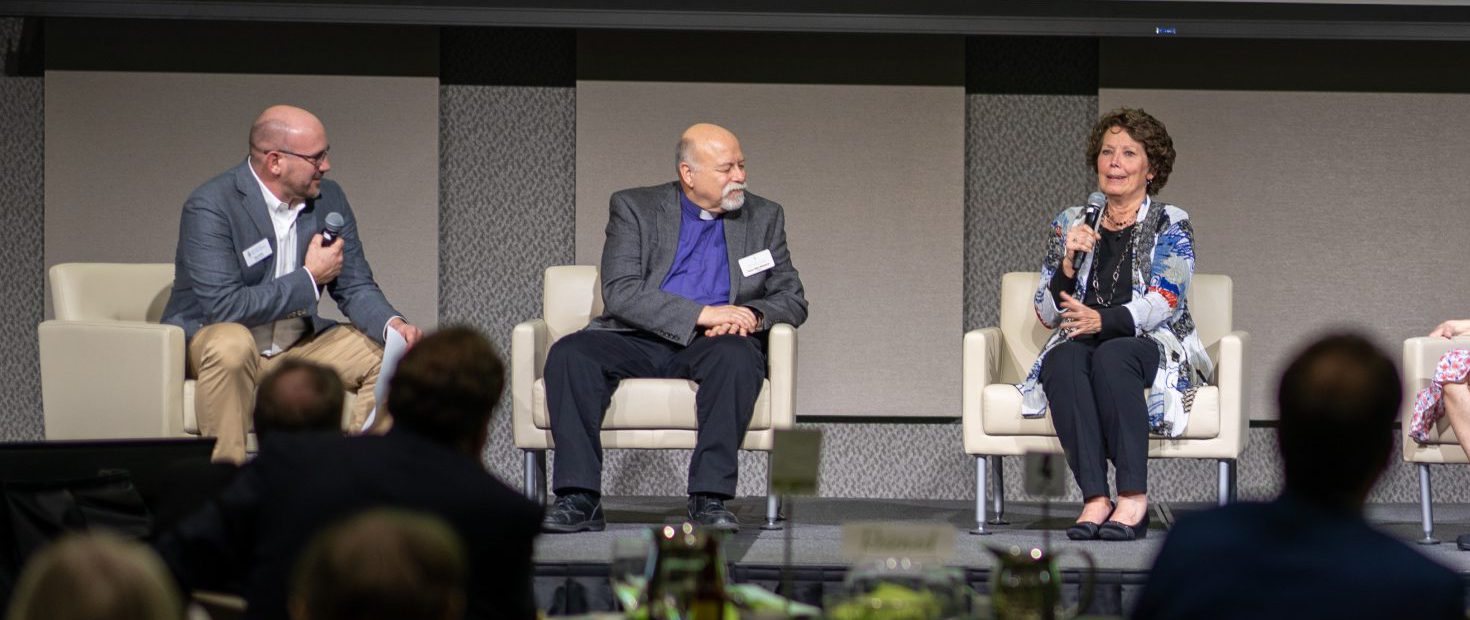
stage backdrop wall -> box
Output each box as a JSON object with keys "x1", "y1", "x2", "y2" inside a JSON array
[
  {"x1": 1100, "y1": 37, "x2": 1470, "y2": 421},
  {"x1": 16, "y1": 21, "x2": 1470, "y2": 504},
  {"x1": 42, "y1": 21, "x2": 441, "y2": 327},
  {"x1": 574, "y1": 32, "x2": 966, "y2": 418}
]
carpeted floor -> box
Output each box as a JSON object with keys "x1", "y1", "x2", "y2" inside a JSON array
[{"x1": 534, "y1": 496, "x2": 1470, "y2": 573}]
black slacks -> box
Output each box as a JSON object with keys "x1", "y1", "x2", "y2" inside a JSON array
[
  {"x1": 544, "y1": 329, "x2": 766, "y2": 498},
  {"x1": 1040, "y1": 336, "x2": 1160, "y2": 499}
]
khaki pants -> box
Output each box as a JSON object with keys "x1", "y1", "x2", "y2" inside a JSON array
[{"x1": 188, "y1": 323, "x2": 384, "y2": 463}]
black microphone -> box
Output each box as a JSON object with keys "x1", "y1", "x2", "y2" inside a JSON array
[
  {"x1": 320, "y1": 212, "x2": 345, "y2": 246},
  {"x1": 1071, "y1": 192, "x2": 1107, "y2": 273}
]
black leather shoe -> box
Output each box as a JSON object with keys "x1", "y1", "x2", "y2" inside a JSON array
[
  {"x1": 688, "y1": 494, "x2": 740, "y2": 532},
  {"x1": 1099, "y1": 509, "x2": 1150, "y2": 541},
  {"x1": 541, "y1": 493, "x2": 605, "y2": 534},
  {"x1": 1456, "y1": 534, "x2": 1470, "y2": 551}
]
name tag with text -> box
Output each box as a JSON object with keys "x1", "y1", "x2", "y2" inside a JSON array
[
  {"x1": 242, "y1": 238, "x2": 273, "y2": 267},
  {"x1": 738, "y1": 249, "x2": 775, "y2": 277}
]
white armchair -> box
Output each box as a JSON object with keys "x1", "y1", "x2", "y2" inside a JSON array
[
  {"x1": 40, "y1": 263, "x2": 191, "y2": 439},
  {"x1": 1400, "y1": 336, "x2": 1470, "y2": 545},
  {"x1": 38, "y1": 263, "x2": 353, "y2": 444},
  {"x1": 961, "y1": 272, "x2": 1248, "y2": 533},
  {"x1": 512, "y1": 265, "x2": 797, "y2": 529}
]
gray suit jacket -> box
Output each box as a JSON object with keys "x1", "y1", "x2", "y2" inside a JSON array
[
  {"x1": 161, "y1": 161, "x2": 400, "y2": 345},
  {"x1": 587, "y1": 182, "x2": 808, "y2": 346}
]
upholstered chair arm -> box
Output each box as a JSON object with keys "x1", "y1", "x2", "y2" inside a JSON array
[
  {"x1": 962, "y1": 327, "x2": 1003, "y2": 452},
  {"x1": 1206, "y1": 330, "x2": 1249, "y2": 456},
  {"x1": 767, "y1": 323, "x2": 797, "y2": 430},
  {"x1": 511, "y1": 318, "x2": 549, "y2": 446},
  {"x1": 39, "y1": 320, "x2": 185, "y2": 439},
  {"x1": 1402, "y1": 335, "x2": 1470, "y2": 428},
  {"x1": 1404, "y1": 336, "x2": 1470, "y2": 385}
]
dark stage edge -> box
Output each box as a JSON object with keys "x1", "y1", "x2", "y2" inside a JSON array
[{"x1": 532, "y1": 497, "x2": 1470, "y2": 615}]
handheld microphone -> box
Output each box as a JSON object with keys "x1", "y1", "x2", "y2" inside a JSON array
[
  {"x1": 1071, "y1": 192, "x2": 1107, "y2": 273},
  {"x1": 320, "y1": 212, "x2": 345, "y2": 246}
]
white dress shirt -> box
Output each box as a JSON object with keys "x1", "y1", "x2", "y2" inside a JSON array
[{"x1": 247, "y1": 161, "x2": 318, "y2": 356}]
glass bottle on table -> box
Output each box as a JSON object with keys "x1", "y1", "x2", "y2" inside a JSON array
[
  {"x1": 646, "y1": 523, "x2": 730, "y2": 620},
  {"x1": 686, "y1": 531, "x2": 728, "y2": 620}
]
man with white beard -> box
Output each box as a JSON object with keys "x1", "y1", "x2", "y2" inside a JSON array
[{"x1": 540, "y1": 123, "x2": 808, "y2": 533}]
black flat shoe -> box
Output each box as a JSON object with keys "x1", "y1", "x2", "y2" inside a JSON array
[
  {"x1": 1099, "y1": 509, "x2": 1150, "y2": 541},
  {"x1": 1067, "y1": 500, "x2": 1114, "y2": 540},
  {"x1": 1066, "y1": 521, "x2": 1102, "y2": 540}
]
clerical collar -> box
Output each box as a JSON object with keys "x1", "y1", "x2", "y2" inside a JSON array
[{"x1": 679, "y1": 188, "x2": 719, "y2": 221}]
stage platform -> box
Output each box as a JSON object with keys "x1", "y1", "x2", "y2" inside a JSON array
[{"x1": 531, "y1": 497, "x2": 1470, "y2": 615}]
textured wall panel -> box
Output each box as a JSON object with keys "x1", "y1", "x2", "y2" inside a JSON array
[
  {"x1": 0, "y1": 18, "x2": 44, "y2": 441},
  {"x1": 438, "y1": 85, "x2": 577, "y2": 483},
  {"x1": 964, "y1": 94, "x2": 1097, "y2": 331}
]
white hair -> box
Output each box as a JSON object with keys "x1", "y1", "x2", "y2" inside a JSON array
[{"x1": 676, "y1": 137, "x2": 698, "y2": 171}]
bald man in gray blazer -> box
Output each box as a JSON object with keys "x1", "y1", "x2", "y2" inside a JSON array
[
  {"x1": 542, "y1": 123, "x2": 807, "y2": 533},
  {"x1": 162, "y1": 105, "x2": 422, "y2": 463}
]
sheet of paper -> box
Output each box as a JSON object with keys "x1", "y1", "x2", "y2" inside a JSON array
[{"x1": 362, "y1": 327, "x2": 409, "y2": 432}]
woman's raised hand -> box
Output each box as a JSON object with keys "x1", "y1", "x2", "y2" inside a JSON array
[{"x1": 1061, "y1": 223, "x2": 1102, "y2": 279}]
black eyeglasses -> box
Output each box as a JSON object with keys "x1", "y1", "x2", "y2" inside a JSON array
[{"x1": 274, "y1": 147, "x2": 330, "y2": 169}]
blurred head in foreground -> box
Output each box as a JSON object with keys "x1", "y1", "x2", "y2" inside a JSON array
[
  {"x1": 1277, "y1": 332, "x2": 1402, "y2": 510},
  {"x1": 289, "y1": 508, "x2": 467, "y2": 620},
  {"x1": 6, "y1": 531, "x2": 183, "y2": 620}
]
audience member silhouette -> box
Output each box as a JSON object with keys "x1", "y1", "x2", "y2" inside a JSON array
[
  {"x1": 254, "y1": 359, "x2": 346, "y2": 439},
  {"x1": 156, "y1": 326, "x2": 541, "y2": 620},
  {"x1": 1132, "y1": 333, "x2": 1464, "y2": 619}
]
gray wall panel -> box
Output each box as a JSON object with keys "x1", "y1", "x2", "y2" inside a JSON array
[
  {"x1": 576, "y1": 79, "x2": 966, "y2": 419},
  {"x1": 0, "y1": 18, "x2": 44, "y2": 441},
  {"x1": 1098, "y1": 86, "x2": 1470, "y2": 423},
  {"x1": 43, "y1": 71, "x2": 441, "y2": 330}
]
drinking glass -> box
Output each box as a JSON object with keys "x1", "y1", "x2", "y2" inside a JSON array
[{"x1": 610, "y1": 529, "x2": 654, "y2": 612}]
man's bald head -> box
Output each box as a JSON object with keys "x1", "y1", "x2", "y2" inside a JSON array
[
  {"x1": 675, "y1": 123, "x2": 747, "y2": 214},
  {"x1": 247, "y1": 105, "x2": 332, "y2": 203},
  {"x1": 675, "y1": 123, "x2": 739, "y2": 170},
  {"x1": 249, "y1": 105, "x2": 326, "y2": 156}
]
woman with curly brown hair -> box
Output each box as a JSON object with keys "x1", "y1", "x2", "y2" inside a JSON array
[{"x1": 1018, "y1": 108, "x2": 1213, "y2": 541}]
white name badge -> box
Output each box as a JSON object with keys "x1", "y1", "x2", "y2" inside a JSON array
[
  {"x1": 738, "y1": 249, "x2": 775, "y2": 277},
  {"x1": 242, "y1": 238, "x2": 273, "y2": 267}
]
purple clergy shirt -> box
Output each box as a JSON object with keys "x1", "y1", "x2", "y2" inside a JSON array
[{"x1": 659, "y1": 189, "x2": 730, "y2": 307}]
